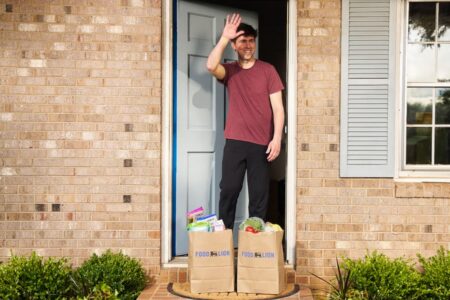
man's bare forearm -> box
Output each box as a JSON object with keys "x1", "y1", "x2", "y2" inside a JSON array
[
  {"x1": 271, "y1": 91, "x2": 284, "y2": 142},
  {"x1": 206, "y1": 36, "x2": 229, "y2": 78},
  {"x1": 273, "y1": 109, "x2": 284, "y2": 142}
]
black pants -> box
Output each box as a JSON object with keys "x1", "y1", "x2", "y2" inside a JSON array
[{"x1": 219, "y1": 139, "x2": 270, "y2": 229}]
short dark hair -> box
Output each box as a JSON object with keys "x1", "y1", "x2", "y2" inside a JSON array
[{"x1": 232, "y1": 23, "x2": 257, "y2": 41}]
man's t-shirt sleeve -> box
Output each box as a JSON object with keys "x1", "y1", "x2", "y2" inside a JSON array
[{"x1": 268, "y1": 65, "x2": 284, "y2": 94}]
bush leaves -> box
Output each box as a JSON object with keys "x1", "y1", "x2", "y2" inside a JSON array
[{"x1": 0, "y1": 250, "x2": 147, "y2": 300}]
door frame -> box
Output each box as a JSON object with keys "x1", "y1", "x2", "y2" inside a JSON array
[{"x1": 161, "y1": 0, "x2": 297, "y2": 266}]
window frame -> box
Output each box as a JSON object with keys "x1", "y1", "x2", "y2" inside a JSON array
[{"x1": 396, "y1": 0, "x2": 450, "y2": 180}]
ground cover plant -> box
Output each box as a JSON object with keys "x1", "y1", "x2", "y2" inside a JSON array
[
  {"x1": 417, "y1": 247, "x2": 450, "y2": 299},
  {"x1": 72, "y1": 250, "x2": 147, "y2": 300},
  {"x1": 0, "y1": 250, "x2": 147, "y2": 300},
  {"x1": 310, "y1": 258, "x2": 367, "y2": 300},
  {"x1": 343, "y1": 251, "x2": 421, "y2": 300},
  {"x1": 0, "y1": 252, "x2": 73, "y2": 299},
  {"x1": 312, "y1": 247, "x2": 450, "y2": 300}
]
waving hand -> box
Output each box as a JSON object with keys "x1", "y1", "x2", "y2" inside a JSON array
[
  {"x1": 206, "y1": 13, "x2": 243, "y2": 80},
  {"x1": 222, "y1": 14, "x2": 244, "y2": 40}
]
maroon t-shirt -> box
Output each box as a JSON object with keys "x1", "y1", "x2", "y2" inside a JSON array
[{"x1": 220, "y1": 60, "x2": 284, "y2": 145}]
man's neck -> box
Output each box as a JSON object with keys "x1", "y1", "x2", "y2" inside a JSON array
[{"x1": 238, "y1": 58, "x2": 256, "y2": 69}]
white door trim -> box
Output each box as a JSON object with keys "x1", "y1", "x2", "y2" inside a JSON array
[
  {"x1": 285, "y1": 0, "x2": 297, "y2": 266},
  {"x1": 161, "y1": 0, "x2": 297, "y2": 266},
  {"x1": 161, "y1": 0, "x2": 173, "y2": 265}
]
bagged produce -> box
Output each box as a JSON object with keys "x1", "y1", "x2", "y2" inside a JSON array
[
  {"x1": 186, "y1": 221, "x2": 210, "y2": 232},
  {"x1": 237, "y1": 218, "x2": 285, "y2": 294},
  {"x1": 238, "y1": 216, "x2": 265, "y2": 232}
]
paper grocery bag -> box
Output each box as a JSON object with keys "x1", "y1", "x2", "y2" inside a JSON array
[
  {"x1": 237, "y1": 230, "x2": 286, "y2": 294},
  {"x1": 188, "y1": 230, "x2": 234, "y2": 293}
]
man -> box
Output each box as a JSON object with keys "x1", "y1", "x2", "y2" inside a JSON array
[{"x1": 206, "y1": 14, "x2": 285, "y2": 229}]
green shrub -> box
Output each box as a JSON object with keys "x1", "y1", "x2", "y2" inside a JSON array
[
  {"x1": 344, "y1": 251, "x2": 420, "y2": 300},
  {"x1": 73, "y1": 250, "x2": 147, "y2": 300},
  {"x1": 0, "y1": 252, "x2": 72, "y2": 300},
  {"x1": 417, "y1": 247, "x2": 450, "y2": 299}
]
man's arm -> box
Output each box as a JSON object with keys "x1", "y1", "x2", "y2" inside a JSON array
[
  {"x1": 266, "y1": 91, "x2": 284, "y2": 162},
  {"x1": 206, "y1": 14, "x2": 243, "y2": 80},
  {"x1": 206, "y1": 37, "x2": 228, "y2": 80}
]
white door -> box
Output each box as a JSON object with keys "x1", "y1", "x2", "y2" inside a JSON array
[{"x1": 175, "y1": 0, "x2": 258, "y2": 255}]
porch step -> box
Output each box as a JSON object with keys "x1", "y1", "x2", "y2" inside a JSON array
[
  {"x1": 167, "y1": 282, "x2": 300, "y2": 299},
  {"x1": 137, "y1": 282, "x2": 313, "y2": 300},
  {"x1": 159, "y1": 264, "x2": 296, "y2": 284}
]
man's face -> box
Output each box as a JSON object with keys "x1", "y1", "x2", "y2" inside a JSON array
[{"x1": 231, "y1": 35, "x2": 256, "y2": 61}]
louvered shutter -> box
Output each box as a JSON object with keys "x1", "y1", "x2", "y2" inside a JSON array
[{"x1": 340, "y1": 0, "x2": 397, "y2": 177}]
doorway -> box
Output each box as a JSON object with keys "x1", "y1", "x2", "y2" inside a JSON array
[
  {"x1": 162, "y1": 0, "x2": 296, "y2": 262},
  {"x1": 174, "y1": 0, "x2": 259, "y2": 255}
]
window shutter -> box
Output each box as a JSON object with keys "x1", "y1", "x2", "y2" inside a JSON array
[{"x1": 340, "y1": 0, "x2": 397, "y2": 177}]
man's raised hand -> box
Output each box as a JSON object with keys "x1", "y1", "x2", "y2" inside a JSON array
[{"x1": 222, "y1": 13, "x2": 244, "y2": 41}]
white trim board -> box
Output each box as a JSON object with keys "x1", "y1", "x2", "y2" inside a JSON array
[
  {"x1": 285, "y1": 0, "x2": 298, "y2": 266},
  {"x1": 161, "y1": 0, "x2": 173, "y2": 265},
  {"x1": 161, "y1": 0, "x2": 297, "y2": 266}
]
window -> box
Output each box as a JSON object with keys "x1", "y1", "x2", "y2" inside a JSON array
[{"x1": 404, "y1": 1, "x2": 450, "y2": 170}]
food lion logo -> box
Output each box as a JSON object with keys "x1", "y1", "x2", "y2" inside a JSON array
[
  {"x1": 241, "y1": 251, "x2": 275, "y2": 258},
  {"x1": 195, "y1": 250, "x2": 230, "y2": 257}
]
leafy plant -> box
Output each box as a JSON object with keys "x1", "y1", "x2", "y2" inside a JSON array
[
  {"x1": 310, "y1": 258, "x2": 367, "y2": 300},
  {"x1": 73, "y1": 250, "x2": 147, "y2": 300},
  {"x1": 344, "y1": 251, "x2": 421, "y2": 300},
  {"x1": 76, "y1": 283, "x2": 119, "y2": 300},
  {"x1": 417, "y1": 247, "x2": 450, "y2": 299},
  {"x1": 0, "y1": 252, "x2": 73, "y2": 300}
]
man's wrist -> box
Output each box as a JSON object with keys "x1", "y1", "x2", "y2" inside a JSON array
[
  {"x1": 219, "y1": 36, "x2": 230, "y2": 44},
  {"x1": 272, "y1": 136, "x2": 282, "y2": 143}
]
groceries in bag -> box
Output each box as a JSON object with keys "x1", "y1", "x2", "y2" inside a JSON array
[
  {"x1": 237, "y1": 218, "x2": 285, "y2": 294},
  {"x1": 186, "y1": 209, "x2": 225, "y2": 232},
  {"x1": 187, "y1": 206, "x2": 204, "y2": 224},
  {"x1": 238, "y1": 217, "x2": 283, "y2": 233}
]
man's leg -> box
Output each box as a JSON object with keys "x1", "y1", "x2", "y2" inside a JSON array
[
  {"x1": 219, "y1": 140, "x2": 247, "y2": 229},
  {"x1": 246, "y1": 142, "x2": 270, "y2": 220}
]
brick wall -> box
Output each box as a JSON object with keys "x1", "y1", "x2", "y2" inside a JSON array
[
  {"x1": 296, "y1": 0, "x2": 450, "y2": 288},
  {"x1": 0, "y1": 0, "x2": 162, "y2": 275},
  {"x1": 2, "y1": 0, "x2": 449, "y2": 289}
]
